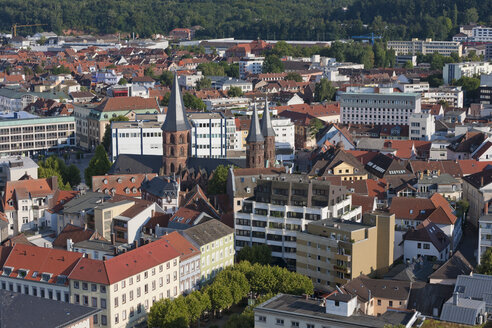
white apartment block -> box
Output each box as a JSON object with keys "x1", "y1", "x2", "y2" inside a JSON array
[
  {"x1": 399, "y1": 82, "x2": 430, "y2": 93},
  {"x1": 422, "y1": 87, "x2": 464, "y2": 108},
  {"x1": 111, "y1": 113, "x2": 236, "y2": 160},
  {"x1": 340, "y1": 89, "x2": 421, "y2": 126},
  {"x1": 443, "y1": 62, "x2": 492, "y2": 84},
  {"x1": 177, "y1": 71, "x2": 203, "y2": 89},
  {"x1": 472, "y1": 26, "x2": 492, "y2": 42},
  {"x1": 74, "y1": 104, "x2": 92, "y2": 149},
  {"x1": 409, "y1": 113, "x2": 435, "y2": 141},
  {"x1": 0, "y1": 116, "x2": 76, "y2": 156},
  {"x1": 478, "y1": 215, "x2": 492, "y2": 265},
  {"x1": 387, "y1": 39, "x2": 462, "y2": 57},
  {"x1": 234, "y1": 175, "x2": 360, "y2": 268},
  {"x1": 203, "y1": 97, "x2": 250, "y2": 111},
  {"x1": 239, "y1": 54, "x2": 264, "y2": 78}
]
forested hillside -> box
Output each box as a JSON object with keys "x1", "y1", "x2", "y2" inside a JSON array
[{"x1": 0, "y1": 0, "x2": 490, "y2": 40}]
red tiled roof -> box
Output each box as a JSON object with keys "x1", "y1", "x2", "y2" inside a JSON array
[
  {"x1": 345, "y1": 150, "x2": 379, "y2": 165},
  {"x1": 351, "y1": 194, "x2": 375, "y2": 214},
  {"x1": 49, "y1": 190, "x2": 80, "y2": 214},
  {"x1": 389, "y1": 193, "x2": 456, "y2": 225},
  {"x1": 52, "y1": 224, "x2": 106, "y2": 249},
  {"x1": 92, "y1": 173, "x2": 157, "y2": 197},
  {"x1": 275, "y1": 103, "x2": 340, "y2": 118},
  {"x1": 1, "y1": 244, "x2": 83, "y2": 285},
  {"x1": 457, "y1": 159, "x2": 492, "y2": 176},
  {"x1": 160, "y1": 231, "x2": 200, "y2": 261},
  {"x1": 473, "y1": 141, "x2": 492, "y2": 160},
  {"x1": 95, "y1": 97, "x2": 160, "y2": 112},
  {"x1": 3, "y1": 178, "x2": 56, "y2": 212},
  {"x1": 69, "y1": 238, "x2": 179, "y2": 285}
]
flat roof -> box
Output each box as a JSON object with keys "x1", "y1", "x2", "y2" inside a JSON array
[
  {"x1": 311, "y1": 218, "x2": 372, "y2": 232},
  {"x1": 0, "y1": 116, "x2": 75, "y2": 127}
]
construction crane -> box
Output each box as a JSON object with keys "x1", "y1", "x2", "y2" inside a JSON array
[
  {"x1": 351, "y1": 32, "x2": 382, "y2": 45},
  {"x1": 12, "y1": 24, "x2": 47, "y2": 37}
]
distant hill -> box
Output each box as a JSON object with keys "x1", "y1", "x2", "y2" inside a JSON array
[{"x1": 0, "y1": 0, "x2": 490, "y2": 41}]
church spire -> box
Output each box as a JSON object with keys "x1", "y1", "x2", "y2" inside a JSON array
[
  {"x1": 246, "y1": 103, "x2": 264, "y2": 143},
  {"x1": 161, "y1": 73, "x2": 191, "y2": 132},
  {"x1": 260, "y1": 97, "x2": 276, "y2": 137}
]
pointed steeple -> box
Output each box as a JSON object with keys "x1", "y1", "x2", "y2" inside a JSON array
[
  {"x1": 260, "y1": 97, "x2": 276, "y2": 137},
  {"x1": 161, "y1": 73, "x2": 191, "y2": 132},
  {"x1": 246, "y1": 103, "x2": 264, "y2": 143}
]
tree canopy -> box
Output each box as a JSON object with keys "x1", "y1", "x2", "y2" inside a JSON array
[
  {"x1": 38, "y1": 155, "x2": 80, "y2": 190},
  {"x1": 314, "y1": 78, "x2": 336, "y2": 102},
  {"x1": 477, "y1": 248, "x2": 492, "y2": 275},
  {"x1": 227, "y1": 86, "x2": 243, "y2": 97},
  {"x1": 207, "y1": 164, "x2": 229, "y2": 195},
  {"x1": 236, "y1": 245, "x2": 272, "y2": 265},
  {"x1": 84, "y1": 144, "x2": 111, "y2": 188}
]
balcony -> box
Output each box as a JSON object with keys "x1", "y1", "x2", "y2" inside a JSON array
[
  {"x1": 334, "y1": 276, "x2": 349, "y2": 286},
  {"x1": 333, "y1": 264, "x2": 351, "y2": 274},
  {"x1": 335, "y1": 253, "x2": 352, "y2": 262}
]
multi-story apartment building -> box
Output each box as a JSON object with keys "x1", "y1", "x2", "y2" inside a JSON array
[
  {"x1": 409, "y1": 112, "x2": 435, "y2": 141},
  {"x1": 422, "y1": 86, "x2": 464, "y2": 108},
  {"x1": 182, "y1": 219, "x2": 235, "y2": 282},
  {"x1": 74, "y1": 103, "x2": 94, "y2": 149},
  {"x1": 0, "y1": 243, "x2": 83, "y2": 304},
  {"x1": 0, "y1": 156, "x2": 38, "y2": 189},
  {"x1": 443, "y1": 62, "x2": 492, "y2": 85},
  {"x1": 91, "y1": 69, "x2": 123, "y2": 85},
  {"x1": 0, "y1": 116, "x2": 75, "y2": 155},
  {"x1": 340, "y1": 88, "x2": 421, "y2": 126},
  {"x1": 110, "y1": 112, "x2": 237, "y2": 161},
  {"x1": 87, "y1": 97, "x2": 160, "y2": 149},
  {"x1": 3, "y1": 176, "x2": 58, "y2": 234},
  {"x1": 296, "y1": 212, "x2": 395, "y2": 289},
  {"x1": 68, "y1": 238, "x2": 181, "y2": 328},
  {"x1": 471, "y1": 26, "x2": 492, "y2": 42},
  {"x1": 161, "y1": 231, "x2": 201, "y2": 294},
  {"x1": 387, "y1": 39, "x2": 462, "y2": 57},
  {"x1": 478, "y1": 215, "x2": 492, "y2": 265},
  {"x1": 480, "y1": 74, "x2": 492, "y2": 105},
  {"x1": 235, "y1": 174, "x2": 361, "y2": 268},
  {"x1": 239, "y1": 54, "x2": 264, "y2": 78}
]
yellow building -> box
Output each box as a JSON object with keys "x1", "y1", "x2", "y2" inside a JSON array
[
  {"x1": 69, "y1": 238, "x2": 181, "y2": 328},
  {"x1": 310, "y1": 148, "x2": 368, "y2": 181},
  {"x1": 296, "y1": 212, "x2": 394, "y2": 290}
]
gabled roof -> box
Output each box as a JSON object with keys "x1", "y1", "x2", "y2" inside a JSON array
[
  {"x1": 52, "y1": 224, "x2": 106, "y2": 249},
  {"x1": 69, "y1": 238, "x2": 179, "y2": 285},
  {"x1": 403, "y1": 219, "x2": 450, "y2": 252},
  {"x1": 311, "y1": 148, "x2": 366, "y2": 176},
  {"x1": 246, "y1": 103, "x2": 264, "y2": 143},
  {"x1": 182, "y1": 219, "x2": 234, "y2": 247},
  {"x1": 341, "y1": 275, "x2": 411, "y2": 302},
  {"x1": 92, "y1": 173, "x2": 158, "y2": 197},
  {"x1": 3, "y1": 177, "x2": 56, "y2": 212},
  {"x1": 141, "y1": 176, "x2": 179, "y2": 198},
  {"x1": 95, "y1": 96, "x2": 160, "y2": 113},
  {"x1": 161, "y1": 73, "x2": 191, "y2": 132},
  {"x1": 389, "y1": 195, "x2": 457, "y2": 225},
  {"x1": 462, "y1": 166, "x2": 492, "y2": 189},
  {"x1": 472, "y1": 141, "x2": 492, "y2": 160},
  {"x1": 429, "y1": 251, "x2": 473, "y2": 281},
  {"x1": 0, "y1": 244, "x2": 83, "y2": 285},
  {"x1": 160, "y1": 231, "x2": 200, "y2": 261}
]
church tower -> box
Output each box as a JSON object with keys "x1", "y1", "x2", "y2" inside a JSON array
[
  {"x1": 260, "y1": 97, "x2": 276, "y2": 167},
  {"x1": 246, "y1": 103, "x2": 265, "y2": 168},
  {"x1": 161, "y1": 73, "x2": 191, "y2": 175}
]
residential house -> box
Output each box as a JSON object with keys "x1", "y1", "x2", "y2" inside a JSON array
[
  {"x1": 462, "y1": 166, "x2": 492, "y2": 226},
  {"x1": 2, "y1": 177, "x2": 58, "y2": 235},
  {"x1": 140, "y1": 176, "x2": 180, "y2": 214},
  {"x1": 161, "y1": 231, "x2": 201, "y2": 294},
  {"x1": 53, "y1": 223, "x2": 106, "y2": 250},
  {"x1": 68, "y1": 238, "x2": 181, "y2": 328},
  {"x1": 403, "y1": 219, "x2": 451, "y2": 263},
  {"x1": 472, "y1": 139, "x2": 492, "y2": 161},
  {"x1": 181, "y1": 219, "x2": 234, "y2": 282},
  {"x1": 478, "y1": 215, "x2": 492, "y2": 265},
  {"x1": 316, "y1": 124, "x2": 355, "y2": 150},
  {"x1": 0, "y1": 243, "x2": 83, "y2": 303},
  {"x1": 428, "y1": 251, "x2": 473, "y2": 285},
  {"x1": 310, "y1": 147, "x2": 368, "y2": 181},
  {"x1": 92, "y1": 173, "x2": 158, "y2": 198}
]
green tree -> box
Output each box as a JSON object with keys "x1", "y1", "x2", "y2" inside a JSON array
[
  {"x1": 186, "y1": 291, "x2": 208, "y2": 325},
  {"x1": 309, "y1": 117, "x2": 325, "y2": 139},
  {"x1": 159, "y1": 71, "x2": 174, "y2": 87},
  {"x1": 403, "y1": 60, "x2": 414, "y2": 69},
  {"x1": 456, "y1": 199, "x2": 469, "y2": 219},
  {"x1": 64, "y1": 164, "x2": 82, "y2": 187},
  {"x1": 285, "y1": 72, "x2": 302, "y2": 82},
  {"x1": 262, "y1": 55, "x2": 284, "y2": 73},
  {"x1": 144, "y1": 64, "x2": 157, "y2": 79},
  {"x1": 236, "y1": 245, "x2": 272, "y2": 265},
  {"x1": 453, "y1": 76, "x2": 481, "y2": 101},
  {"x1": 147, "y1": 298, "x2": 188, "y2": 328},
  {"x1": 118, "y1": 77, "x2": 127, "y2": 85},
  {"x1": 215, "y1": 269, "x2": 250, "y2": 304},
  {"x1": 102, "y1": 115, "x2": 129, "y2": 152},
  {"x1": 249, "y1": 264, "x2": 278, "y2": 294},
  {"x1": 477, "y1": 248, "x2": 492, "y2": 275},
  {"x1": 314, "y1": 78, "x2": 335, "y2": 102},
  {"x1": 227, "y1": 86, "x2": 243, "y2": 97},
  {"x1": 52, "y1": 65, "x2": 71, "y2": 75},
  {"x1": 183, "y1": 93, "x2": 206, "y2": 111},
  {"x1": 197, "y1": 77, "x2": 212, "y2": 90},
  {"x1": 207, "y1": 282, "x2": 234, "y2": 316},
  {"x1": 464, "y1": 8, "x2": 479, "y2": 24},
  {"x1": 84, "y1": 145, "x2": 111, "y2": 188},
  {"x1": 38, "y1": 156, "x2": 73, "y2": 190},
  {"x1": 197, "y1": 62, "x2": 225, "y2": 76},
  {"x1": 207, "y1": 165, "x2": 229, "y2": 195}
]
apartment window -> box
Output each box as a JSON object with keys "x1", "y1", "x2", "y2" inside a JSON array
[
  {"x1": 159, "y1": 265, "x2": 163, "y2": 272},
  {"x1": 144, "y1": 271, "x2": 148, "y2": 279},
  {"x1": 83, "y1": 296, "x2": 88, "y2": 306},
  {"x1": 152, "y1": 281, "x2": 156, "y2": 290},
  {"x1": 145, "y1": 284, "x2": 148, "y2": 294},
  {"x1": 100, "y1": 285, "x2": 106, "y2": 293},
  {"x1": 137, "y1": 274, "x2": 140, "y2": 282},
  {"x1": 82, "y1": 282, "x2": 88, "y2": 290},
  {"x1": 291, "y1": 321, "x2": 300, "y2": 327},
  {"x1": 122, "y1": 294, "x2": 126, "y2": 304},
  {"x1": 74, "y1": 294, "x2": 80, "y2": 304},
  {"x1": 115, "y1": 314, "x2": 119, "y2": 324},
  {"x1": 377, "y1": 299, "x2": 381, "y2": 305},
  {"x1": 257, "y1": 316, "x2": 266, "y2": 322},
  {"x1": 276, "y1": 318, "x2": 284, "y2": 325},
  {"x1": 114, "y1": 297, "x2": 118, "y2": 308},
  {"x1": 417, "y1": 243, "x2": 421, "y2": 249},
  {"x1": 166, "y1": 262, "x2": 170, "y2": 269},
  {"x1": 307, "y1": 325, "x2": 315, "y2": 328},
  {"x1": 101, "y1": 298, "x2": 106, "y2": 309},
  {"x1": 129, "y1": 277, "x2": 133, "y2": 285},
  {"x1": 114, "y1": 284, "x2": 118, "y2": 292},
  {"x1": 389, "y1": 301, "x2": 393, "y2": 307},
  {"x1": 159, "y1": 277, "x2": 163, "y2": 287},
  {"x1": 91, "y1": 284, "x2": 97, "y2": 292},
  {"x1": 130, "y1": 290, "x2": 134, "y2": 301},
  {"x1": 122, "y1": 310, "x2": 127, "y2": 320},
  {"x1": 137, "y1": 287, "x2": 141, "y2": 297},
  {"x1": 122, "y1": 280, "x2": 126, "y2": 288},
  {"x1": 93, "y1": 315, "x2": 98, "y2": 324},
  {"x1": 91, "y1": 297, "x2": 97, "y2": 307},
  {"x1": 423, "y1": 244, "x2": 430, "y2": 249},
  {"x1": 130, "y1": 307, "x2": 135, "y2": 317},
  {"x1": 101, "y1": 315, "x2": 107, "y2": 326},
  {"x1": 73, "y1": 281, "x2": 79, "y2": 289},
  {"x1": 152, "y1": 268, "x2": 156, "y2": 276}
]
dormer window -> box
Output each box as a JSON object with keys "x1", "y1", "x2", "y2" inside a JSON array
[
  {"x1": 103, "y1": 179, "x2": 108, "y2": 184},
  {"x1": 117, "y1": 178, "x2": 122, "y2": 183},
  {"x1": 409, "y1": 210, "x2": 413, "y2": 214},
  {"x1": 132, "y1": 188, "x2": 137, "y2": 193},
  {"x1": 18, "y1": 269, "x2": 29, "y2": 278},
  {"x1": 130, "y1": 177, "x2": 135, "y2": 183},
  {"x1": 56, "y1": 275, "x2": 67, "y2": 285},
  {"x1": 41, "y1": 273, "x2": 52, "y2": 282},
  {"x1": 3, "y1": 267, "x2": 13, "y2": 276}
]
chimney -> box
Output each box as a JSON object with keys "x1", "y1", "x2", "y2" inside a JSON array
[
  {"x1": 481, "y1": 176, "x2": 484, "y2": 187},
  {"x1": 453, "y1": 292, "x2": 459, "y2": 306},
  {"x1": 111, "y1": 233, "x2": 115, "y2": 245},
  {"x1": 134, "y1": 239, "x2": 139, "y2": 249},
  {"x1": 84, "y1": 223, "x2": 87, "y2": 231},
  {"x1": 86, "y1": 253, "x2": 91, "y2": 259}
]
